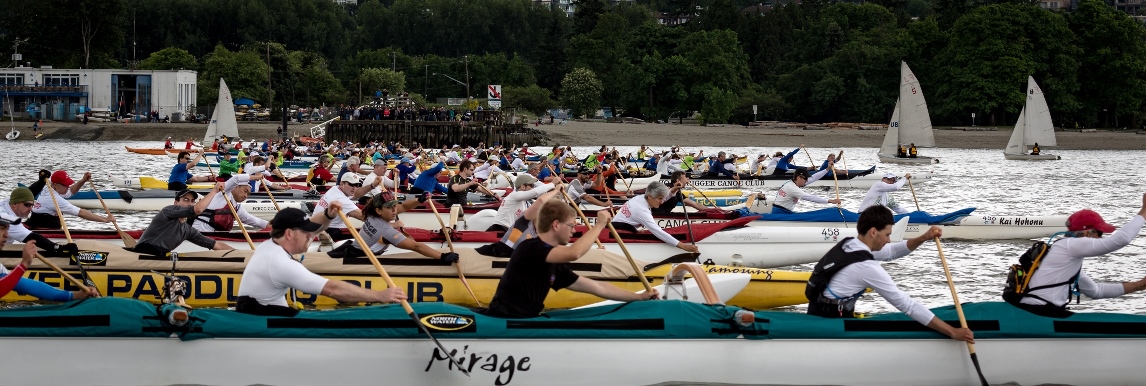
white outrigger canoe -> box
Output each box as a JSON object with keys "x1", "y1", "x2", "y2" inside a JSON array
[
  {"x1": 485, "y1": 170, "x2": 934, "y2": 192},
  {"x1": 1, "y1": 297, "x2": 1144, "y2": 386},
  {"x1": 66, "y1": 189, "x2": 313, "y2": 213}
]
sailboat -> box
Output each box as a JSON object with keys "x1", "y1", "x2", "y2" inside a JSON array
[
  {"x1": 203, "y1": 78, "x2": 241, "y2": 144},
  {"x1": 1004, "y1": 76, "x2": 1060, "y2": 160},
  {"x1": 878, "y1": 61, "x2": 939, "y2": 164},
  {"x1": 4, "y1": 91, "x2": 18, "y2": 141}
]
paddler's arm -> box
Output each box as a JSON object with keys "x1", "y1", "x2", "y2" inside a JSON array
[
  {"x1": 547, "y1": 210, "x2": 612, "y2": 263},
  {"x1": 194, "y1": 183, "x2": 225, "y2": 215}
]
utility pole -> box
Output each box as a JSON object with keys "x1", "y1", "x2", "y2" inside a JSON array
[
  {"x1": 464, "y1": 55, "x2": 471, "y2": 103},
  {"x1": 10, "y1": 37, "x2": 28, "y2": 68},
  {"x1": 266, "y1": 43, "x2": 272, "y2": 113},
  {"x1": 424, "y1": 64, "x2": 428, "y2": 97},
  {"x1": 391, "y1": 52, "x2": 396, "y2": 72}
]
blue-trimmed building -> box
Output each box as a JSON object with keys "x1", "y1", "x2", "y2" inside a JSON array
[{"x1": 0, "y1": 67, "x2": 197, "y2": 122}]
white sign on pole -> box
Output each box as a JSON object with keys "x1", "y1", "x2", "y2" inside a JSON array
[
  {"x1": 489, "y1": 100, "x2": 502, "y2": 108},
  {"x1": 488, "y1": 85, "x2": 502, "y2": 109}
]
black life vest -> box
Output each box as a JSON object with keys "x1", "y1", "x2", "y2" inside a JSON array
[
  {"x1": 195, "y1": 208, "x2": 236, "y2": 232},
  {"x1": 805, "y1": 238, "x2": 873, "y2": 318},
  {"x1": 1001, "y1": 240, "x2": 1079, "y2": 308}
]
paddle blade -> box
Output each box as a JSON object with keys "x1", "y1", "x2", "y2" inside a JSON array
[
  {"x1": 120, "y1": 231, "x2": 138, "y2": 248},
  {"x1": 970, "y1": 352, "x2": 988, "y2": 386}
]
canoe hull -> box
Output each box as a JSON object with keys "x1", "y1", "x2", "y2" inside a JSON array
[
  {"x1": 1004, "y1": 153, "x2": 1061, "y2": 160},
  {"x1": 878, "y1": 154, "x2": 940, "y2": 164}
]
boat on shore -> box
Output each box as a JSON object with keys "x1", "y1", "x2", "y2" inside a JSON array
[
  {"x1": 1, "y1": 297, "x2": 1144, "y2": 385},
  {"x1": 878, "y1": 61, "x2": 940, "y2": 164},
  {"x1": 0, "y1": 240, "x2": 808, "y2": 310}
]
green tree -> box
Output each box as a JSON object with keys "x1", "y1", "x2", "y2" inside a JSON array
[
  {"x1": 504, "y1": 85, "x2": 557, "y2": 115},
  {"x1": 700, "y1": 86, "x2": 737, "y2": 124},
  {"x1": 292, "y1": 51, "x2": 346, "y2": 106},
  {"x1": 138, "y1": 47, "x2": 199, "y2": 71},
  {"x1": 560, "y1": 68, "x2": 604, "y2": 118},
  {"x1": 359, "y1": 68, "x2": 407, "y2": 100},
  {"x1": 1069, "y1": 0, "x2": 1146, "y2": 128},
  {"x1": 198, "y1": 44, "x2": 271, "y2": 108}
]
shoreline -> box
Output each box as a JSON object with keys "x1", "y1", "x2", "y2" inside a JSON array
[{"x1": 9, "y1": 120, "x2": 1146, "y2": 150}]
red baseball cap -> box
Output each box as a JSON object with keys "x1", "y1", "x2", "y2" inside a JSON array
[
  {"x1": 50, "y1": 170, "x2": 74, "y2": 186},
  {"x1": 1067, "y1": 209, "x2": 1116, "y2": 233}
]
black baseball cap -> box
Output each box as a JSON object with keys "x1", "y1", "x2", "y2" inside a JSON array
[
  {"x1": 271, "y1": 208, "x2": 323, "y2": 232},
  {"x1": 175, "y1": 189, "x2": 199, "y2": 201}
]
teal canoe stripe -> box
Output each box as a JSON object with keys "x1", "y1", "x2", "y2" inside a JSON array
[
  {"x1": 268, "y1": 318, "x2": 417, "y2": 329},
  {"x1": 506, "y1": 319, "x2": 664, "y2": 330},
  {"x1": 0, "y1": 315, "x2": 110, "y2": 328},
  {"x1": 844, "y1": 320, "x2": 1000, "y2": 332},
  {"x1": 1054, "y1": 321, "x2": 1146, "y2": 335}
]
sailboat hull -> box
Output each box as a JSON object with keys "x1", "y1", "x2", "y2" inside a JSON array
[
  {"x1": 878, "y1": 154, "x2": 939, "y2": 164},
  {"x1": 1004, "y1": 153, "x2": 1061, "y2": 161}
]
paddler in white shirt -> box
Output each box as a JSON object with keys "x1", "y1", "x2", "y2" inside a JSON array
[
  {"x1": 611, "y1": 181, "x2": 699, "y2": 253},
  {"x1": 805, "y1": 205, "x2": 974, "y2": 343},
  {"x1": 857, "y1": 172, "x2": 912, "y2": 214},
  {"x1": 772, "y1": 166, "x2": 840, "y2": 214},
  {"x1": 191, "y1": 173, "x2": 270, "y2": 232}
]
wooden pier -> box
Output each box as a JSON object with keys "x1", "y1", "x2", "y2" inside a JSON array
[{"x1": 325, "y1": 111, "x2": 547, "y2": 148}]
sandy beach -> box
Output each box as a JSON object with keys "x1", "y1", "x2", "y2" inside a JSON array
[{"x1": 11, "y1": 119, "x2": 1146, "y2": 150}]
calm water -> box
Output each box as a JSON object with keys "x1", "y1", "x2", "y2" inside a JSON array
[{"x1": 4, "y1": 140, "x2": 1146, "y2": 315}]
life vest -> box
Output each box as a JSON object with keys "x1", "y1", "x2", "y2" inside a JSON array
[
  {"x1": 805, "y1": 238, "x2": 873, "y2": 318},
  {"x1": 1002, "y1": 239, "x2": 1079, "y2": 308},
  {"x1": 196, "y1": 208, "x2": 236, "y2": 232}
]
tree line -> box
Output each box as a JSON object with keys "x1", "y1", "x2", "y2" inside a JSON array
[{"x1": 1, "y1": 0, "x2": 1143, "y2": 127}]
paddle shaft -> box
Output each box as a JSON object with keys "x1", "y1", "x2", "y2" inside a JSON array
[
  {"x1": 829, "y1": 162, "x2": 848, "y2": 228},
  {"x1": 262, "y1": 177, "x2": 282, "y2": 211},
  {"x1": 425, "y1": 195, "x2": 482, "y2": 307},
  {"x1": 34, "y1": 253, "x2": 92, "y2": 293},
  {"x1": 202, "y1": 160, "x2": 255, "y2": 249},
  {"x1": 46, "y1": 187, "x2": 72, "y2": 243},
  {"x1": 334, "y1": 211, "x2": 470, "y2": 377},
  {"x1": 87, "y1": 180, "x2": 136, "y2": 246},
  {"x1": 686, "y1": 181, "x2": 719, "y2": 210},
  {"x1": 677, "y1": 191, "x2": 699, "y2": 251},
  {"x1": 907, "y1": 176, "x2": 921, "y2": 211},
  {"x1": 604, "y1": 221, "x2": 654, "y2": 292},
  {"x1": 555, "y1": 185, "x2": 606, "y2": 249},
  {"x1": 934, "y1": 237, "x2": 989, "y2": 386}
]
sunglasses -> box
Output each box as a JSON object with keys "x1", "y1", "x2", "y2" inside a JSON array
[
  {"x1": 20, "y1": 202, "x2": 34, "y2": 208},
  {"x1": 347, "y1": 182, "x2": 362, "y2": 187}
]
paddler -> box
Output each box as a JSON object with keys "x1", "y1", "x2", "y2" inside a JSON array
[
  {"x1": 327, "y1": 195, "x2": 461, "y2": 263},
  {"x1": 477, "y1": 183, "x2": 565, "y2": 257},
  {"x1": 652, "y1": 171, "x2": 710, "y2": 215},
  {"x1": 217, "y1": 151, "x2": 241, "y2": 180},
  {"x1": 314, "y1": 173, "x2": 369, "y2": 240},
  {"x1": 131, "y1": 185, "x2": 236, "y2": 255},
  {"x1": 168, "y1": 151, "x2": 214, "y2": 191},
  {"x1": 163, "y1": 136, "x2": 174, "y2": 149},
  {"x1": 857, "y1": 173, "x2": 912, "y2": 214},
  {"x1": 190, "y1": 174, "x2": 270, "y2": 233},
  {"x1": 488, "y1": 174, "x2": 555, "y2": 232},
  {"x1": 770, "y1": 147, "x2": 803, "y2": 175},
  {"x1": 0, "y1": 223, "x2": 37, "y2": 299},
  {"x1": 236, "y1": 204, "x2": 407, "y2": 317},
  {"x1": 26, "y1": 170, "x2": 113, "y2": 229},
  {"x1": 0, "y1": 191, "x2": 96, "y2": 302},
  {"x1": 706, "y1": 152, "x2": 740, "y2": 181},
  {"x1": 772, "y1": 166, "x2": 840, "y2": 214},
  {"x1": 485, "y1": 201, "x2": 659, "y2": 318},
  {"x1": 805, "y1": 205, "x2": 974, "y2": 343},
  {"x1": 566, "y1": 167, "x2": 613, "y2": 208},
  {"x1": 611, "y1": 181, "x2": 699, "y2": 254}
]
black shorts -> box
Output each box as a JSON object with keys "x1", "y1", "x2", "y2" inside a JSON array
[{"x1": 168, "y1": 181, "x2": 188, "y2": 191}]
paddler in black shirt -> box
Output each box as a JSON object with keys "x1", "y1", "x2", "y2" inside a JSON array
[{"x1": 485, "y1": 200, "x2": 660, "y2": 318}]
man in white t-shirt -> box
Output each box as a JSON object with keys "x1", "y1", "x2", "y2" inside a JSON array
[
  {"x1": 772, "y1": 166, "x2": 840, "y2": 214},
  {"x1": 27, "y1": 170, "x2": 113, "y2": 229},
  {"x1": 191, "y1": 174, "x2": 270, "y2": 232},
  {"x1": 236, "y1": 204, "x2": 407, "y2": 317},
  {"x1": 611, "y1": 181, "x2": 699, "y2": 253},
  {"x1": 315, "y1": 173, "x2": 366, "y2": 239},
  {"x1": 857, "y1": 172, "x2": 912, "y2": 214},
  {"x1": 805, "y1": 205, "x2": 974, "y2": 343},
  {"x1": 488, "y1": 174, "x2": 555, "y2": 232}
]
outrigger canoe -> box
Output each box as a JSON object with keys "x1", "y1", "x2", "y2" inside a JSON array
[
  {"x1": 1, "y1": 297, "x2": 1144, "y2": 385},
  {"x1": 125, "y1": 146, "x2": 201, "y2": 155},
  {"x1": 66, "y1": 189, "x2": 317, "y2": 212},
  {"x1": 0, "y1": 240, "x2": 809, "y2": 310},
  {"x1": 739, "y1": 207, "x2": 1069, "y2": 240}
]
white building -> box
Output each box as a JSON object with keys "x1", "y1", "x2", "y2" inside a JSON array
[{"x1": 0, "y1": 67, "x2": 197, "y2": 122}]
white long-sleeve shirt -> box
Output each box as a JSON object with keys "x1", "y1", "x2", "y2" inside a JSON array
[
  {"x1": 361, "y1": 173, "x2": 396, "y2": 197},
  {"x1": 192, "y1": 175, "x2": 268, "y2": 232},
  {"x1": 474, "y1": 163, "x2": 501, "y2": 180},
  {"x1": 33, "y1": 187, "x2": 80, "y2": 216},
  {"x1": 613, "y1": 195, "x2": 678, "y2": 246},
  {"x1": 772, "y1": 168, "x2": 830, "y2": 211},
  {"x1": 510, "y1": 158, "x2": 526, "y2": 171},
  {"x1": 656, "y1": 158, "x2": 684, "y2": 176},
  {"x1": 493, "y1": 183, "x2": 554, "y2": 228},
  {"x1": 1022, "y1": 215, "x2": 1144, "y2": 307},
  {"x1": 821, "y1": 238, "x2": 934, "y2": 325},
  {"x1": 857, "y1": 178, "x2": 909, "y2": 214}
]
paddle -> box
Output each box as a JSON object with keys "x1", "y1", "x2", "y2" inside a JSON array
[
  {"x1": 336, "y1": 210, "x2": 470, "y2": 377},
  {"x1": 828, "y1": 161, "x2": 848, "y2": 228},
  {"x1": 907, "y1": 175, "x2": 922, "y2": 211},
  {"x1": 677, "y1": 190, "x2": 700, "y2": 258},
  {"x1": 554, "y1": 184, "x2": 606, "y2": 249},
  {"x1": 88, "y1": 180, "x2": 136, "y2": 248},
  {"x1": 603, "y1": 222, "x2": 654, "y2": 292},
  {"x1": 202, "y1": 161, "x2": 255, "y2": 249},
  {"x1": 261, "y1": 175, "x2": 281, "y2": 211},
  {"x1": 33, "y1": 253, "x2": 95, "y2": 295},
  {"x1": 934, "y1": 237, "x2": 989, "y2": 386},
  {"x1": 46, "y1": 184, "x2": 99, "y2": 293},
  {"x1": 686, "y1": 181, "x2": 719, "y2": 210},
  {"x1": 425, "y1": 197, "x2": 482, "y2": 307}
]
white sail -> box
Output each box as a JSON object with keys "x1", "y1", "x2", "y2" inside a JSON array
[
  {"x1": 203, "y1": 78, "x2": 239, "y2": 144},
  {"x1": 896, "y1": 62, "x2": 935, "y2": 147},
  {"x1": 1005, "y1": 108, "x2": 1027, "y2": 155},
  {"x1": 880, "y1": 99, "x2": 901, "y2": 155},
  {"x1": 1023, "y1": 76, "x2": 1056, "y2": 147}
]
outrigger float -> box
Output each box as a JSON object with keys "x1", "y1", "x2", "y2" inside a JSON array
[{"x1": 1, "y1": 296, "x2": 1144, "y2": 385}]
